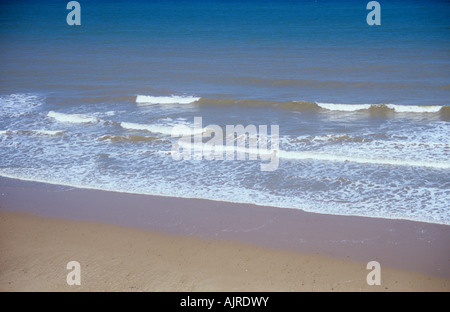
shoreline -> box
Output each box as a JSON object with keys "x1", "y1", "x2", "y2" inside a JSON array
[
  {"x1": 0, "y1": 176, "x2": 449, "y2": 291},
  {"x1": 0, "y1": 173, "x2": 447, "y2": 227}
]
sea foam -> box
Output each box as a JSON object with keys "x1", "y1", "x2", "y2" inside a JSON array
[
  {"x1": 47, "y1": 111, "x2": 99, "y2": 123},
  {"x1": 316, "y1": 102, "x2": 445, "y2": 113},
  {"x1": 173, "y1": 141, "x2": 450, "y2": 169},
  {"x1": 0, "y1": 130, "x2": 65, "y2": 136},
  {"x1": 0, "y1": 94, "x2": 43, "y2": 117},
  {"x1": 120, "y1": 121, "x2": 208, "y2": 136},
  {"x1": 278, "y1": 150, "x2": 450, "y2": 169},
  {"x1": 136, "y1": 95, "x2": 200, "y2": 105}
]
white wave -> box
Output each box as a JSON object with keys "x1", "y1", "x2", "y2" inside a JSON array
[
  {"x1": 120, "y1": 122, "x2": 209, "y2": 136},
  {"x1": 278, "y1": 150, "x2": 450, "y2": 169},
  {"x1": 316, "y1": 103, "x2": 372, "y2": 111},
  {"x1": 136, "y1": 95, "x2": 200, "y2": 105},
  {"x1": 34, "y1": 130, "x2": 65, "y2": 136},
  {"x1": 47, "y1": 111, "x2": 99, "y2": 123},
  {"x1": 385, "y1": 104, "x2": 443, "y2": 113},
  {"x1": 316, "y1": 102, "x2": 444, "y2": 113}
]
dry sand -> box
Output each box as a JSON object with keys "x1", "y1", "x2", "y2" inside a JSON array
[{"x1": 0, "y1": 211, "x2": 449, "y2": 292}]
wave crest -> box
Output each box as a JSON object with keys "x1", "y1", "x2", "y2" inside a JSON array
[
  {"x1": 136, "y1": 95, "x2": 200, "y2": 105},
  {"x1": 192, "y1": 97, "x2": 448, "y2": 116}
]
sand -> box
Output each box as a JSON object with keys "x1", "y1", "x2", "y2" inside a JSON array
[{"x1": 0, "y1": 177, "x2": 449, "y2": 291}]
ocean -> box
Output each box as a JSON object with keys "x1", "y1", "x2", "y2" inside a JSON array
[{"x1": 0, "y1": 0, "x2": 449, "y2": 224}]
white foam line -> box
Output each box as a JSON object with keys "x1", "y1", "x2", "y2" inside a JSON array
[
  {"x1": 316, "y1": 103, "x2": 372, "y2": 111},
  {"x1": 136, "y1": 95, "x2": 200, "y2": 105},
  {"x1": 278, "y1": 150, "x2": 450, "y2": 169},
  {"x1": 316, "y1": 102, "x2": 444, "y2": 113},
  {"x1": 0, "y1": 130, "x2": 65, "y2": 136},
  {"x1": 175, "y1": 141, "x2": 276, "y2": 156},
  {"x1": 173, "y1": 142, "x2": 449, "y2": 169},
  {"x1": 1, "y1": 171, "x2": 447, "y2": 226},
  {"x1": 386, "y1": 104, "x2": 442, "y2": 113},
  {"x1": 120, "y1": 122, "x2": 209, "y2": 136}
]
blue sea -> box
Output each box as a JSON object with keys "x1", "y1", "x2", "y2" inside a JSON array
[{"x1": 1, "y1": 0, "x2": 449, "y2": 224}]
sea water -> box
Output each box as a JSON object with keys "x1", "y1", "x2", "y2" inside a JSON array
[{"x1": 1, "y1": 0, "x2": 449, "y2": 224}]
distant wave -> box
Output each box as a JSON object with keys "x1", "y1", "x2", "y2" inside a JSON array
[
  {"x1": 47, "y1": 111, "x2": 99, "y2": 124},
  {"x1": 192, "y1": 97, "x2": 449, "y2": 117},
  {"x1": 130, "y1": 94, "x2": 449, "y2": 117},
  {"x1": 316, "y1": 102, "x2": 444, "y2": 113},
  {"x1": 136, "y1": 95, "x2": 200, "y2": 105}
]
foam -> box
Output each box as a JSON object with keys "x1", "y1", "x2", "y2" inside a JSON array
[
  {"x1": 175, "y1": 141, "x2": 276, "y2": 157},
  {"x1": 171, "y1": 141, "x2": 449, "y2": 169},
  {"x1": 98, "y1": 134, "x2": 160, "y2": 143},
  {"x1": 386, "y1": 104, "x2": 443, "y2": 113},
  {"x1": 0, "y1": 130, "x2": 65, "y2": 136},
  {"x1": 47, "y1": 111, "x2": 99, "y2": 123},
  {"x1": 316, "y1": 103, "x2": 372, "y2": 111},
  {"x1": 278, "y1": 150, "x2": 450, "y2": 169},
  {"x1": 316, "y1": 102, "x2": 445, "y2": 113},
  {"x1": 136, "y1": 95, "x2": 200, "y2": 105},
  {"x1": 0, "y1": 94, "x2": 43, "y2": 117},
  {"x1": 121, "y1": 122, "x2": 209, "y2": 136}
]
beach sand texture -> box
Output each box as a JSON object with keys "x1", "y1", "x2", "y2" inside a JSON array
[{"x1": 0, "y1": 178, "x2": 449, "y2": 292}]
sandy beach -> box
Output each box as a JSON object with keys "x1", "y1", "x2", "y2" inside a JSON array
[
  {"x1": 2, "y1": 0, "x2": 449, "y2": 296},
  {"x1": 0, "y1": 176, "x2": 449, "y2": 292}
]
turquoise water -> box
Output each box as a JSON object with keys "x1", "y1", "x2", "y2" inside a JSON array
[{"x1": 1, "y1": 0, "x2": 449, "y2": 224}]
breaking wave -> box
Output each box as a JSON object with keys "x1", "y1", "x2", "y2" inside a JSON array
[
  {"x1": 120, "y1": 121, "x2": 209, "y2": 136},
  {"x1": 136, "y1": 95, "x2": 200, "y2": 105}
]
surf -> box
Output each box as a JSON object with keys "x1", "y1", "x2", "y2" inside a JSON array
[
  {"x1": 47, "y1": 111, "x2": 99, "y2": 124},
  {"x1": 136, "y1": 95, "x2": 200, "y2": 105}
]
